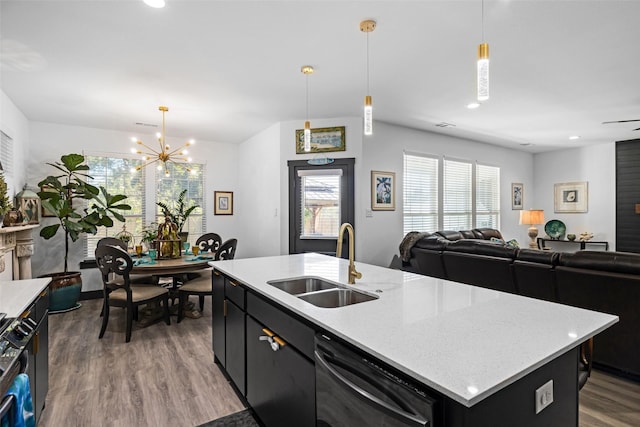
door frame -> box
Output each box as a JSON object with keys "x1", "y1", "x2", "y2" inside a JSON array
[{"x1": 287, "y1": 158, "x2": 355, "y2": 256}]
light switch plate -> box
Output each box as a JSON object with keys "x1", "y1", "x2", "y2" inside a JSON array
[{"x1": 535, "y1": 379, "x2": 554, "y2": 414}]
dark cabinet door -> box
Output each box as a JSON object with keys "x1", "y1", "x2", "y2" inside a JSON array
[
  {"x1": 212, "y1": 271, "x2": 225, "y2": 366},
  {"x1": 246, "y1": 316, "x2": 315, "y2": 427},
  {"x1": 226, "y1": 300, "x2": 246, "y2": 395}
]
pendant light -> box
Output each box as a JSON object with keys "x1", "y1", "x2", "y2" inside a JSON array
[
  {"x1": 301, "y1": 65, "x2": 314, "y2": 152},
  {"x1": 360, "y1": 20, "x2": 376, "y2": 136},
  {"x1": 477, "y1": 0, "x2": 489, "y2": 102}
]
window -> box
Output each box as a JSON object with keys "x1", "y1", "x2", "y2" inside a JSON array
[
  {"x1": 403, "y1": 154, "x2": 438, "y2": 234},
  {"x1": 475, "y1": 163, "x2": 500, "y2": 229},
  {"x1": 403, "y1": 152, "x2": 500, "y2": 233},
  {"x1": 155, "y1": 162, "x2": 206, "y2": 238},
  {"x1": 1, "y1": 131, "x2": 13, "y2": 177},
  {"x1": 84, "y1": 155, "x2": 205, "y2": 257},
  {"x1": 298, "y1": 170, "x2": 342, "y2": 238},
  {"x1": 85, "y1": 155, "x2": 145, "y2": 257}
]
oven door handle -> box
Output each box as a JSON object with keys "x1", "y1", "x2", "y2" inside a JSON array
[
  {"x1": 0, "y1": 350, "x2": 29, "y2": 419},
  {"x1": 315, "y1": 349, "x2": 429, "y2": 427}
]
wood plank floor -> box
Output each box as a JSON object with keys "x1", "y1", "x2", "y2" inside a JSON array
[
  {"x1": 39, "y1": 298, "x2": 244, "y2": 427},
  {"x1": 39, "y1": 298, "x2": 640, "y2": 427}
]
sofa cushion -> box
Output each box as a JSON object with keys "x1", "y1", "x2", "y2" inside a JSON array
[
  {"x1": 517, "y1": 248, "x2": 559, "y2": 265},
  {"x1": 434, "y1": 230, "x2": 464, "y2": 241},
  {"x1": 413, "y1": 236, "x2": 449, "y2": 250},
  {"x1": 559, "y1": 250, "x2": 640, "y2": 275},
  {"x1": 445, "y1": 239, "x2": 518, "y2": 259},
  {"x1": 473, "y1": 228, "x2": 504, "y2": 240},
  {"x1": 459, "y1": 230, "x2": 477, "y2": 239}
]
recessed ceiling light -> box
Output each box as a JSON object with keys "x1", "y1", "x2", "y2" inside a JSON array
[
  {"x1": 144, "y1": 0, "x2": 166, "y2": 8},
  {"x1": 467, "y1": 102, "x2": 480, "y2": 109},
  {"x1": 569, "y1": 135, "x2": 580, "y2": 140}
]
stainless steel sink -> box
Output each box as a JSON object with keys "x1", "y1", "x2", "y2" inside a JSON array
[
  {"x1": 297, "y1": 288, "x2": 378, "y2": 308},
  {"x1": 267, "y1": 277, "x2": 339, "y2": 295},
  {"x1": 267, "y1": 276, "x2": 378, "y2": 308}
]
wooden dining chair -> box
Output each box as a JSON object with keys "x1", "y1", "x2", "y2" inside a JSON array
[
  {"x1": 195, "y1": 233, "x2": 222, "y2": 254},
  {"x1": 95, "y1": 244, "x2": 171, "y2": 342},
  {"x1": 177, "y1": 238, "x2": 238, "y2": 322}
]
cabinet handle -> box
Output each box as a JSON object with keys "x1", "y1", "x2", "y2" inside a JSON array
[
  {"x1": 259, "y1": 329, "x2": 286, "y2": 351},
  {"x1": 20, "y1": 309, "x2": 32, "y2": 319},
  {"x1": 34, "y1": 332, "x2": 39, "y2": 355},
  {"x1": 213, "y1": 270, "x2": 221, "y2": 276},
  {"x1": 273, "y1": 336, "x2": 286, "y2": 348},
  {"x1": 223, "y1": 300, "x2": 227, "y2": 317},
  {"x1": 229, "y1": 280, "x2": 239, "y2": 287}
]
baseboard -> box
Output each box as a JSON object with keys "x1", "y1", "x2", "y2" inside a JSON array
[{"x1": 79, "y1": 290, "x2": 102, "y2": 301}]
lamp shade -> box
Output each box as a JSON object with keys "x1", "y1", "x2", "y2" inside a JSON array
[{"x1": 519, "y1": 209, "x2": 545, "y2": 226}]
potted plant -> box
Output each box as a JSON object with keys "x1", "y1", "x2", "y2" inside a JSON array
[
  {"x1": 38, "y1": 153, "x2": 131, "y2": 312},
  {"x1": 0, "y1": 172, "x2": 12, "y2": 225},
  {"x1": 141, "y1": 221, "x2": 159, "y2": 250},
  {"x1": 156, "y1": 189, "x2": 199, "y2": 242}
]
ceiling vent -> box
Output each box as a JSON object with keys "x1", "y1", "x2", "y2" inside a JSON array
[{"x1": 135, "y1": 122, "x2": 158, "y2": 127}]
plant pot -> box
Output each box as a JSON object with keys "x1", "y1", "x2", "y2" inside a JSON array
[{"x1": 39, "y1": 271, "x2": 82, "y2": 313}]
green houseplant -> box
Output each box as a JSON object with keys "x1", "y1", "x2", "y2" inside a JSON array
[
  {"x1": 0, "y1": 172, "x2": 12, "y2": 224},
  {"x1": 38, "y1": 153, "x2": 131, "y2": 311},
  {"x1": 156, "y1": 189, "x2": 199, "y2": 240}
]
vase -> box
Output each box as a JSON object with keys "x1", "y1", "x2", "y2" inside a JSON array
[{"x1": 40, "y1": 271, "x2": 82, "y2": 313}]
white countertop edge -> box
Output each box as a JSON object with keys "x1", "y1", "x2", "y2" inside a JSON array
[{"x1": 0, "y1": 278, "x2": 51, "y2": 317}]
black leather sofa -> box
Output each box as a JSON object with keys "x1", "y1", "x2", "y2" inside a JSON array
[{"x1": 402, "y1": 229, "x2": 640, "y2": 381}]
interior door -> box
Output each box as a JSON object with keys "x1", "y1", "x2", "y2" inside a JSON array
[{"x1": 288, "y1": 158, "x2": 355, "y2": 256}]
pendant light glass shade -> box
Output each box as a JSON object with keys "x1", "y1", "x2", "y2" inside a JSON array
[
  {"x1": 304, "y1": 120, "x2": 311, "y2": 152},
  {"x1": 360, "y1": 20, "x2": 376, "y2": 136},
  {"x1": 477, "y1": 42, "x2": 489, "y2": 101},
  {"x1": 364, "y1": 95, "x2": 373, "y2": 135}
]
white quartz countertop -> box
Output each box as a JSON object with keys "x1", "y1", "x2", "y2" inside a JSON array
[
  {"x1": 210, "y1": 253, "x2": 618, "y2": 407},
  {"x1": 0, "y1": 278, "x2": 51, "y2": 317}
]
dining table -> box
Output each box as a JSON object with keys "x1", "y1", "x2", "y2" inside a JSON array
[{"x1": 130, "y1": 252, "x2": 214, "y2": 325}]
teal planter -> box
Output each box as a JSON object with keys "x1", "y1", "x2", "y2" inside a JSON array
[{"x1": 39, "y1": 271, "x2": 82, "y2": 313}]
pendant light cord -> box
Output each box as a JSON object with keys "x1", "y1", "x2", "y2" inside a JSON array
[
  {"x1": 366, "y1": 30, "x2": 370, "y2": 95},
  {"x1": 481, "y1": 0, "x2": 485, "y2": 41}
]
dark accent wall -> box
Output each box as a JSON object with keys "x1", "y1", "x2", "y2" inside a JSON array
[{"x1": 616, "y1": 139, "x2": 640, "y2": 253}]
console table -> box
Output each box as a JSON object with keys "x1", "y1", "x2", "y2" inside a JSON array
[{"x1": 537, "y1": 237, "x2": 609, "y2": 253}]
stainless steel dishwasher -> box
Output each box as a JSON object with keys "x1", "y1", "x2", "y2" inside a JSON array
[{"x1": 315, "y1": 334, "x2": 440, "y2": 427}]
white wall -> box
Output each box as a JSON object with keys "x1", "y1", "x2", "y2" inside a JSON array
[
  {"x1": 236, "y1": 123, "x2": 281, "y2": 258},
  {"x1": 26, "y1": 121, "x2": 239, "y2": 291},
  {"x1": 532, "y1": 143, "x2": 615, "y2": 248}
]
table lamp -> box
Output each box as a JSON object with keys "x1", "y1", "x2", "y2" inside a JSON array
[{"x1": 519, "y1": 209, "x2": 545, "y2": 249}]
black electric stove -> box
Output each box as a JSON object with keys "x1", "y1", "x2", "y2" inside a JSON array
[{"x1": 0, "y1": 313, "x2": 37, "y2": 376}]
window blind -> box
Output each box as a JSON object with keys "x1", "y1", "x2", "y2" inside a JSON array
[
  {"x1": 443, "y1": 158, "x2": 472, "y2": 230},
  {"x1": 403, "y1": 153, "x2": 438, "y2": 234},
  {"x1": 0, "y1": 131, "x2": 13, "y2": 177},
  {"x1": 475, "y1": 163, "x2": 500, "y2": 229},
  {"x1": 84, "y1": 155, "x2": 145, "y2": 257}
]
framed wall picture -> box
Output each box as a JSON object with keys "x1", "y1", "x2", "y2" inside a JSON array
[
  {"x1": 511, "y1": 183, "x2": 524, "y2": 210},
  {"x1": 554, "y1": 182, "x2": 588, "y2": 213},
  {"x1": 214, "y1": 191, "x2": 233, "y2": 215},
  {"x1": 371, "y1": 170, "x2": 395, "y2": 211},
  {"x1": 295, "y1": 126, "x2": 346, "y2": 154}
]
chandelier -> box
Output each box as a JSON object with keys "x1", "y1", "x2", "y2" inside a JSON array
[{"x1": 130, "y1": 106, "x2": 195, "y2": 176}]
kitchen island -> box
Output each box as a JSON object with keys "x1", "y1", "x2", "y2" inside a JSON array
[{"x1": 210, "y1": 253, "x2": 617, "y2": 426}]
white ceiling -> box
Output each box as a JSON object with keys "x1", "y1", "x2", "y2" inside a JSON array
[{"x1": 1, "y1": 0, "x2": 639, "y2": 153}]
